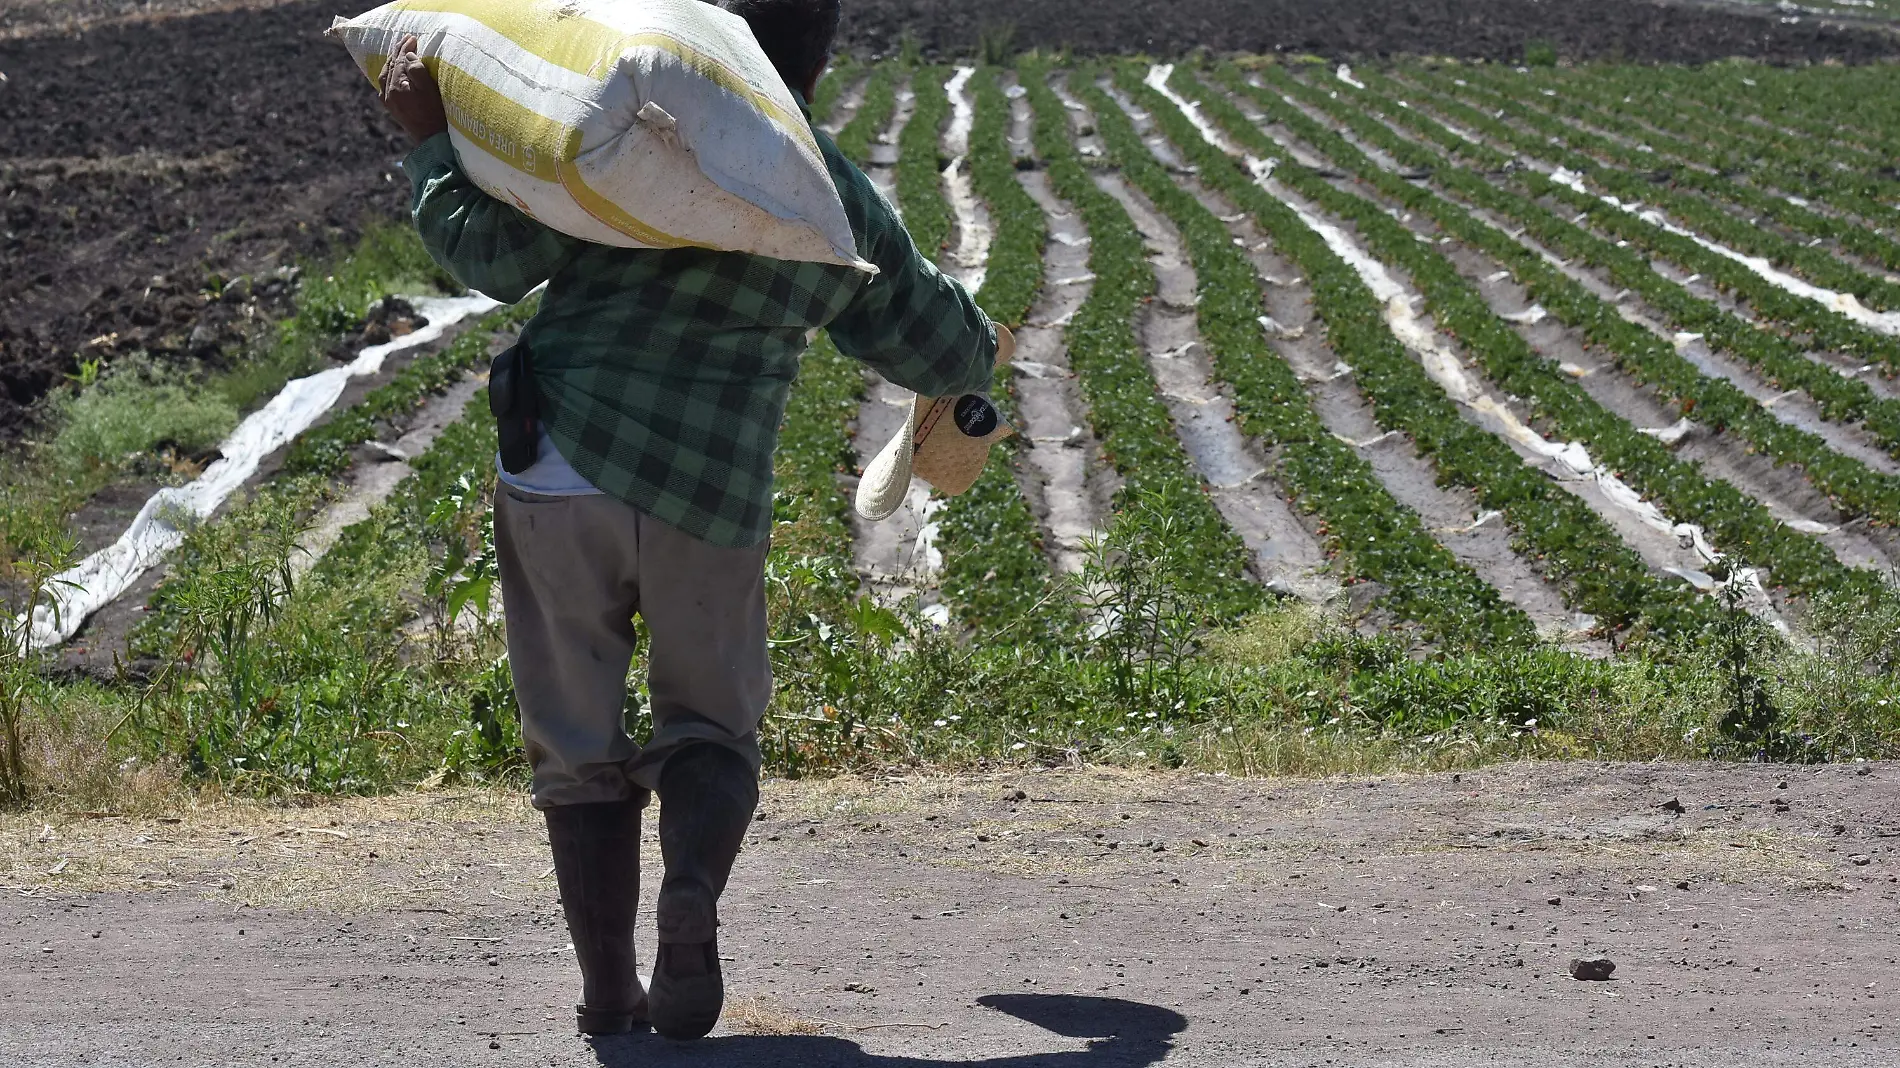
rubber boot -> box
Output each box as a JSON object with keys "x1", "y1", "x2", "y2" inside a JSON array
[
  {"x1": 648, "y1": 744, "x2": 759, "y2": 1040},
  {"x1": 544, "y1": 795, "x2": 649, "y2": 1035}
]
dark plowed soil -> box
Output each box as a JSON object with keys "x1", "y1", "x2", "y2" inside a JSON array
[
  {"x1": 0, "y1": 0, "x2": 407, "y2": 436},
  {"x1": 839, "y1": 0, "x2": 1898, "y2": 63}
]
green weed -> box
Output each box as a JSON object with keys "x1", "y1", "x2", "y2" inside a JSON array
[
  {"x1": 48, "y1": 357, "x2": 238, "y2": 477},
  {"x1": 978, "y1": 22, "x2": 1017, "y2": 67},
  {"x1": 0, "y1": 520, "x2": 76, "y2": 806}
]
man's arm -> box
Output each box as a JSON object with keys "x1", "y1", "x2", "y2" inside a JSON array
[
  {"x1": 379, "y1": 36, "x2": 573, "y2": 304},
  {"x1": 824, "y1": 166, "x2": 997, "y2": 398},
  {"x1": 402, "y1": 135, "x2": 576, "y2": 305}
]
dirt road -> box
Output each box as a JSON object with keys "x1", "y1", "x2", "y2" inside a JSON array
[{"x1": 2, "y1": 762, "x2": 1896, "y2": 1066}]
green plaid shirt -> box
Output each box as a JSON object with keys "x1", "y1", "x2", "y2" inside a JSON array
[{"x1": 401, "y1": 106, "x2": 996, "y2": 548}]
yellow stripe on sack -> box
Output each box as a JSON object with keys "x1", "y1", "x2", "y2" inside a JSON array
[
  {"x1": 556, "y1": 129, "x2": 693, "y2": 249},
  {"x1": 383, "y1": 0, "x2": 820, "y2": 154},
  {"x1": 435, "y1": 63, "x2": 567, "y2": 183},
  {"x1": 367, "y1": 48, "x2": 692, "y2": 248},
  {"x1": 388, "y1": 0, "x2": 625, "y2": 77}
]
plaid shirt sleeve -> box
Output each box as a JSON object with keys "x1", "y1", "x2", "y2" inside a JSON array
[
  {"x1": 402, "y1": 133, "x2": 576, "y2": 305},
  {"x1": 822, "y1": 152, "x2": 998, "y2": 398}
]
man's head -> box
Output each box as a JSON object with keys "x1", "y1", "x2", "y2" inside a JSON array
[{"x1": 718, "y1": 0, "x2": 840, "y2": 101}]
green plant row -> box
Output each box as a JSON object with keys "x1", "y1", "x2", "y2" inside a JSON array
[
  {"x1": 1319, "y1": 69, "x2": 1900, "y2": 469},
  {"x1": 1349, "y1": 69, "x2": 1900, "y2": 419},
  {"x1": 138, "y1": 385, "x2": 510, "y2": 792},
  {"x1": 773, "y1": 332, "x2": 862, "y2": 565},
  {"x1": 896, "y1": 66, "x2": 955, "y2": 261},
  {"x1": 1175, "y1": 64, "x2": 1864, "y2": 604},
  {"x1": 305, "y1": 391, "x2": 500, "y2": 595},
  {"x1": 1079, "y1": 77, "x2": 1533, "y2": 646},
  {"x1": 1636, "y1": 63, "x2": 1900, "y2": 183},
  {"x1": 1127, "y1": 66, "x2": 1711, "y2": 638},
  {"x1": 1022, "y1": 60, "x2": 1261, "y2": 624},
  {"x1": 1464, "y1": 64, "x2": 1900, "y2": 249},
  {"x1": 1380, "y1": 71, "x2": 1900, "y2": 380},
  {"x1": 832, "y1": 61, "x2": 898, "y2": 167},
  {"x1": 132, "y1": 304, "x2": 533, "y2": 654},
  {"x1": 968, "y1": 70, "x2": 1045, "y2": 328},
  {"x1": 1423, "y1": 67, "x2": 1900, "y2": 307},
  {"x1": 1504, "y1": 64, "x2": 1900, "y2": 253},
  {"x1": 1254, "y1": 66, "x2": 1900, "y2": 532},
  {"x1": 810, "y1": 55, "x2": 860, "y2": 125},
  {"x1": 936, "y1": 67, "x2": 1061, "y2": 635}
]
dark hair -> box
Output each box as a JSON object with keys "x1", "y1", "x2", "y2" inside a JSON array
[{"x1": 718, "y1": 0, "x2": 841, "y2": 95}]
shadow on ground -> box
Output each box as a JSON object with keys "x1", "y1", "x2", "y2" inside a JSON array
[{"x1": 588, "y1": 995, "x2": 1186, "y2": 1067}]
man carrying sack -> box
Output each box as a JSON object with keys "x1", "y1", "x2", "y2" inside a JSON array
[{"x1": 373, "y1": 0, "x2": 1007, "y2": 1042}]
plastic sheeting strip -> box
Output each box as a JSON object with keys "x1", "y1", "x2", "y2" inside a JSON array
[
  {"x1": 21, "y1": 293, "x2": 500, "y2": 650},
  {"x1": 1548, "y1": 167, "x2": 1900, "y2": 338},
  {"x1": 942, "y1": 67, "x2": 993, "y2": 298}
]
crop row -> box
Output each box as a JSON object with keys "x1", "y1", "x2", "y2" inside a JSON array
[
  {"x1": 1185, "y1": 63, "x2": 1867, "y2": 601},
  {"x1": 1133, "y1": 66, "x2": 1719, "y2": 637},
  {"x1": 1022, "y1": 61, "x2": 1261, "y2": 623},
  {"x1": 1471, "y1": 65, "x2": 1900, "y2": 281},
  {"x1": 1259, "y1": 65, "x2": 1900, "y2": 531},
  {"x1": 1500, "y1": 64, "x2": 1900, "y2": 245},
  {"x1": 1378, "y1": 72, "x2": 1900, "y2": 380},
  {"x1": 809, "y1": 56, "x2": 859, "y2": 127},
  {"x1": 935, "y1": 67, "x2": 1061, "y2": 635},
  {"x1": 895, "y1": 67, "x2": 955, "y2": 263},
  {"x1": 1648, "y1": 64, "x2": 1900, "y2": 167},
  {"x1": 1076, "y1": 76, "x2": 1533, "y2": 645},
  {"x1": 134, "y1": 304, "x2": 534, "y2": 652},
  {"x1": 1422, "y1": 68, "x2": 1900, "y2": 309},
  {"x1": 832, "y1": 61, "x2": 897, "y2": 167}
]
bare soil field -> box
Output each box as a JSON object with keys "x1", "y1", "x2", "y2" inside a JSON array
[
  {"x1": 2, "y1": 763, "x2": 1896, "y2": 1065},
  {"x1": 835, "y1": 0, "x2": 1897, "y2": 65},
  {"x1": 0, "y1": 0, "x2": 409, "y2": 435}
]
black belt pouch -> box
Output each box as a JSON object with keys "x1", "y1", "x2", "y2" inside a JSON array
[{"x1": 489, "y1": 339, "x2": 541, "y2": 475}]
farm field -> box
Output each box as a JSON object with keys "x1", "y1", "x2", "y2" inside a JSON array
[
  {"x1": 9, "y1": 35, "x2": 1900, "y2": 802},
  {"x1": 2, "y1": 0, "x2": 1900, "y2": 1058}
]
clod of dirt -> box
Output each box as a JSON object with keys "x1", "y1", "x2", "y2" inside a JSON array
[
  {"x1": 358, "y1": 297, "x2": 429, "y2": 347},
  {"x1": 1569, "y1": 957, "x2": 1616, "y2": 981},
  {"x1": 1660, "y1": 797, "x2": 1686, "y2": 814},
  {"x1": 1850, "y1": 855, "x2": 1872, "y2": 867}
]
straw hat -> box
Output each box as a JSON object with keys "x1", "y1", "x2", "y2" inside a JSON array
[{"x1": 855, "y1": 324, "x2": 1016, "y2": 521}]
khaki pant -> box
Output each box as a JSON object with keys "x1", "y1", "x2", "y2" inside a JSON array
[{"x1": 494, "y1": 487, "x2": 771, "y2": 809}]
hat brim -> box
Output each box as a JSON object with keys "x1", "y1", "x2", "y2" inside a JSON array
[{"x1": 852, "y1": 325, "x2": 1016, "y2": 520}]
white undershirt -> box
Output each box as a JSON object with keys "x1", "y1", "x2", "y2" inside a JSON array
[{"x1": 495, "y1": 423, "x2": 604, "y2": 497}]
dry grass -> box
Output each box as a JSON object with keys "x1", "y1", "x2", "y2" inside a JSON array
[
  {"x1": 13, "y1": 686, "x2": 191, "y2": 817},
  {"x1": 722, "y1": 993, "x2": 829, "y2": 1036},
  {"x1": 0, "y1": 762, "x2": 1867, "y2": 910},
  {"x1": 0, "y1": 790, "x2": 543, "y2": 909}
]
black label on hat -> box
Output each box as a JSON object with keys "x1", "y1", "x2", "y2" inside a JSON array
[{"x1": 953, "y1": 395, "x2": 999, "y2": 438}]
